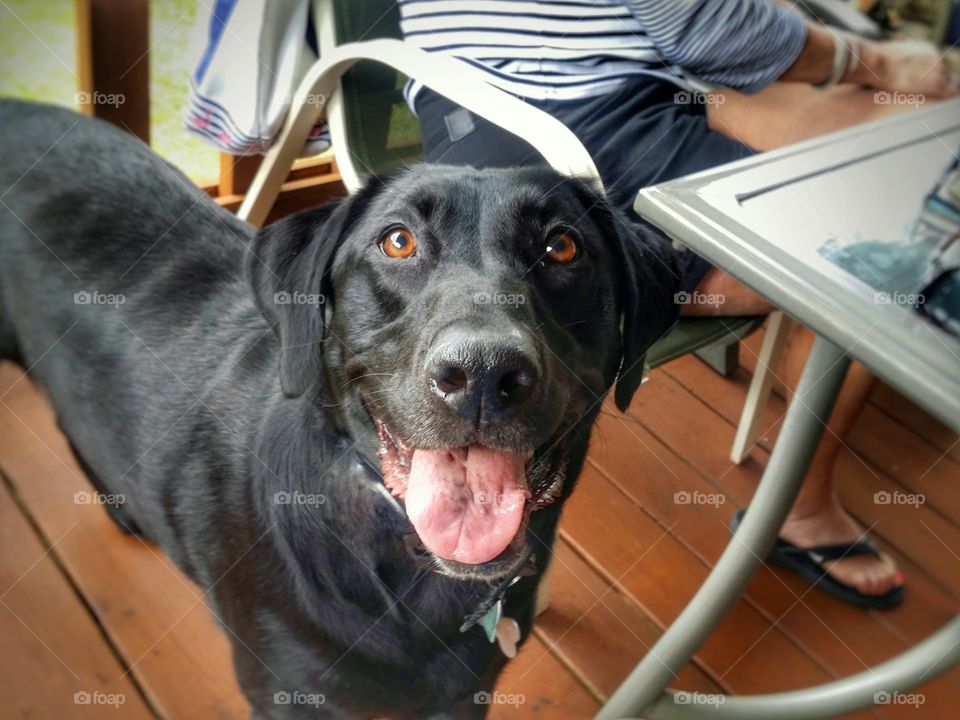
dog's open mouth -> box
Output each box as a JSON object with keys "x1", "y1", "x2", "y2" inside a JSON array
[{"x1": 376, "y1": 421, "x2": 565, "y2": 569}]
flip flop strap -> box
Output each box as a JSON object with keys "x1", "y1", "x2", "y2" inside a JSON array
[{"x1": 781, "y1": 539, "x2": 879, "y2": 563}]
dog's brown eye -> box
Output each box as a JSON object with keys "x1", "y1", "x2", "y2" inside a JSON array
[
  {"x1": 380, "y1": 228, "x2": 417, "y2": 259},
  {"x1": 545, "y1": 232, "x2": 577, "y2": 264}
]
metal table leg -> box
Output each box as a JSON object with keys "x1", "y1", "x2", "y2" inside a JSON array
[
  {"x1": 595, "y1": 335, "x2": 852, "y2": 720},
  {"x1": 642, "y1": 614, "x2": 960, "y2": 719}
]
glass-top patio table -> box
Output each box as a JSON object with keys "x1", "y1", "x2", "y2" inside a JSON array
[{"x1": 597, "y1": 98, "x2": 960, "y2": 719}]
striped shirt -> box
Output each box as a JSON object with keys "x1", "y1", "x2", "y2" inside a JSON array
[{"x1": 399, "y1": 0, "x2": 807, "y2": 107}]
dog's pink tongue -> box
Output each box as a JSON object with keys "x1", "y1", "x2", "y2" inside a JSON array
[{"x1": 404, "y1": 446, "x2": 527, "y2": 564}]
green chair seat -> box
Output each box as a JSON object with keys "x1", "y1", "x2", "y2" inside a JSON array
[{"x1": 646, "y1": 316, "x2": 764, "y2": 369}]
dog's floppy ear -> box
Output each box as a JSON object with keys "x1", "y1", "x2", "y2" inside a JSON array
[
  {"x1": 246, "y1": 184, "x2": 380, "y2": 397},
  {"x1": 565, "y1": 178, "x2": 680, "y2": 411},
  {"x1": 610, "y1": 214, "x2": 681, "y2": 411}
]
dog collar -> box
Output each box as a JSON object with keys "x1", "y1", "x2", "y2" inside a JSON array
[
  {"x1": 477, "y1": 596, "x2": 519, "y2": 657},
  {"x1": 459, "y1": 550, "x2": 537, "y2": 632},
  {"x1": 471, "y1": 574, "x2": 525, "y2": 657}
]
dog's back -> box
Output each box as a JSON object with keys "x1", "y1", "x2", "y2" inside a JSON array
[{"x1": 0, "y1": 100, "x2": 265, "y2": 547}]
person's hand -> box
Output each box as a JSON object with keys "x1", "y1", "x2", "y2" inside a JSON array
[{"x1": 858, "y1": 40, "x2": 960, "y2": 99}]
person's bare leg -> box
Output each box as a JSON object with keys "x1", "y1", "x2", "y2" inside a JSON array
[
  {"x1": 680, "y1": 267, "x2": 774, "y2": 316},
  {"x1": 777, "y1": 325, "x2": 904, "y2": 596},
  {"x1": 697, "y1": 84, "x2": 922, "y2": 596},
  {"x1": 706, "y1": 83, "x2": 921, "y2": 152}
]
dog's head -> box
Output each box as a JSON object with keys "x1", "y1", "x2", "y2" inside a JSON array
[{"x1": 248, "y1": 165, "x2": 679, "y2": 580}]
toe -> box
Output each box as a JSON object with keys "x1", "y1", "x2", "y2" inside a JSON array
[
  {"x1": 861, "y1": 570, "x2": 881, "y2": 596},
  {"x1": 871, "y1": 570, "x2": 891, "y2": 596}
]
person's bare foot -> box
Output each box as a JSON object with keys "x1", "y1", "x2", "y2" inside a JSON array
[{"x1": 778, "y1": 498, "x2": 905, "y2": 597}]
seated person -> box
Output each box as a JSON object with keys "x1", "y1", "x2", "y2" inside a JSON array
[{"x1": 398, "y1": 0, "x2": 959, "y2": 607}]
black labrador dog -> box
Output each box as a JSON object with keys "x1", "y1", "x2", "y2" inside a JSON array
[{"x1": 0, "y1": 100, "x2": 679, "y2": 718}]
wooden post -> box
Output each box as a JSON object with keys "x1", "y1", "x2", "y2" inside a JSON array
[
  {"x1": 75, "y1": 0, "x2": 94, "y2": 116},
  {"x1": 74, "y1": 0, "x2": 150, "y2": 142},
  {"x1": 218, "y1": 153, "x2": 263, "y2": 197}
]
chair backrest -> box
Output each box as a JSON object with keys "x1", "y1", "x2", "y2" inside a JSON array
[{"x1": 329, "y1": 0, "x2": 424, "y2": 176}]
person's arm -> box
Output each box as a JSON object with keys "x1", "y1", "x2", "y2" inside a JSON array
[
  {"x1": 776, "y1": 21, "x2": 833, "y2": 84},
  {"x1": 781, "y1": 22, "x2": 959, "y2": 99},
  {"x1": 628, "y1": 0, "x2": 959, "y2": 97},
  {"x1": 626, "y1": 0, "x2": 808, "y2": 93}
]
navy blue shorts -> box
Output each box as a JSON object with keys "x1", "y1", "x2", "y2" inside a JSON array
[{"x1": 414, "y1": 78, "x2": 755, "y2": 293}]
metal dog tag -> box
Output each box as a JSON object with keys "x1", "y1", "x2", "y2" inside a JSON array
[
  {"x1": 480, "y1": 599, "x2": 502, "y2": 643},
  {"x1": 495, "y1": 617, "x2": 521, "y2": 658}
]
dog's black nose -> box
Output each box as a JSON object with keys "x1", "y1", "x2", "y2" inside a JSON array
[{"x1": 428, "y1": 332, "x2": 539, "y2": 423}]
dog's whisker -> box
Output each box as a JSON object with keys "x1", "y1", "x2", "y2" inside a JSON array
[{"x1": 344, "y1": 372, "x2": 398, "y2": 387}]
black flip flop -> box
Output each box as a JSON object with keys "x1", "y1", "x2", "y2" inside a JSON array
[{"x1": 731, "y1": 509, "x2": 904, "y2": 610}]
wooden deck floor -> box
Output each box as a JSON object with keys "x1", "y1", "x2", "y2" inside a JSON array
[{"x1": 1, "y1": 324, "x2": 958, "y2": 719}]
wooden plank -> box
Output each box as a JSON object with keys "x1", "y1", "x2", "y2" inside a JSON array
[
  {"x1": 590, "y1": 408, "x2": 895, "y2": 667},
  {"x1": 0, "y1": 363, "x2": 249, "y2": 719},
  {"x1": 648, "y1": 362, "x2": 960, "y2": 599},
  {"x1": 657, "y1": 358, "x2": 960, "y2": 640},
  {"x1": 218, "y1": 153, "x2": 263, "y2": 197},
  {"x1": 587, "y1": 404, "x2": 960, "y2": 712},
  {"x1": 870, "y1": 383, "x2": 960, "y2": 464},
  {"x1": 491, "y1": 634, "x2": 598, "y2": 719},
  {"x1": 202, "y1": 156, "x2": 339, "y2": 199},
  {"x1": 535, "y1": 539, "x2": 724, "y2": 700},
  {"x1": 287, "y1": 155, "x2": 338, "y2": 183},
  {"x1": 559, "y1": 463, "x2": 845, "y2": 696},
  {"x1": 215, "y1": 172, "x2": 347, "y2": 224},
  {"x1": 666, "y1": 350, "x2": 960, "y2": 511},
  {"x1": 589, "y1": 404, "x2": 938, "y2": 673},
  {"x1": 86, "y1": 0, "x2": 150, "y2": 142},
  {"x1": 739, "y1": 327, "x2": 959, "y2": 463},
  {"x1": 75, "y1": 0, "x2": 93, "y2": 117},
  {"x1": 845, "y1": 405, "x2": 960, "y2": 524},
  {"x1": 728, "y1": 332, "x2": 960, "y2": 523},
  {"x1": 0, "y1": 478, "x2": 154, "y2": 719}
]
